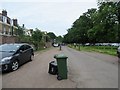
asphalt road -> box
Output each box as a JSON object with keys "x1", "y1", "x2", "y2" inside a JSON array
[{"x1": 2, "y1": 46, "x2": 118, "y2": 88}]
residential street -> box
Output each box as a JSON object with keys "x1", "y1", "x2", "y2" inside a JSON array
[{"x1": 2, "y1": 46, "x2": 118, "y2": 88}]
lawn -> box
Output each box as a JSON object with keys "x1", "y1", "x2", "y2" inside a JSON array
[{"x1": 68, "y1": 45, "x2": 118, "y2": 56}]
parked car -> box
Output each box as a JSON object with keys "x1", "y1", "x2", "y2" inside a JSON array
[
  {"x1": 53, "y1": 43, "x2": 59, "y2": 47},
  {"x1": 111, "y1": 43, "x2": 120, "y2": 47},
  {"x1": 0, "y1": 43, "x2": 34, "y2": 72},
  {"x1": 85, "y1": 43, "x2": 90, "y2": 46},
  {"x1": 95, "y1": 43, "x2": 102, "y2": 46},
  {"x1": 117, "y1": 46, "x2": 120, "y2": 57}
]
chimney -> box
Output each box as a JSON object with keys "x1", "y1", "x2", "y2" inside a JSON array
[
  {"x1": 22, "y1": 24, "x2": 25, "y2": 28},
  {"x1": 13, "y1": 19, "x2": 18, "y2": 26},
  {"x1": 2, "y1": 10, "x2": 7, "y2": 16}
]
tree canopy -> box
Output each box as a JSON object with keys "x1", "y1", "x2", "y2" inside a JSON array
[
  {"x1": 63, "y1": 1, "x2": 120, "y2": 44},
  {"x1": 47, "y1": 32, "x2": 56, "y2": 40}
]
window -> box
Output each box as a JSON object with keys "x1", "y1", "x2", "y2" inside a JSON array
[
  {"x1": 11, "y1": 20, "x2": 13, "y2": 26},
  {"x1": 25, "y1": 45, "x2": 31, "y2": 50},
  {"x1": 0, "y1": 15, "x2": 2, "y2": 21},
  {"x1": 19, "y1": 45, "x2": 31, "y2": 52},
  {"x1": 19, "y1": 45, "x2": 26, "y2": 51},
  {"x1": 0, "y1": 44, "x2": 20, "y2": 52},
  {"x1": 2, "y1": 16, "x2": 7, "y2": 23},
  {"x1": 7, "y1": 18, "x2": 11, "y2": 24}
]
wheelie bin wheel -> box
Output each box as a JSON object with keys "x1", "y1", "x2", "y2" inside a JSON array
[{"x1": 57, "y1": 76, "x2": 62, "y2": 80}]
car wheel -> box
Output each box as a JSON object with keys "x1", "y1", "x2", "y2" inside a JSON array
[
  {"x1": 11, "y1": 60, "x2": 19, "y2": 71},
  {"x1": 57, "y1": 75, "x2": 62, "y2": 80},
  {"x1": 30, "y1": 55, "x2": 34, "y2": 61}
]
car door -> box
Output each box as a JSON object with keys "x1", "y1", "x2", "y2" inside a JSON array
[
  {"x1": 18, "y1": 45, "x2": 28, "y2": 64},
  {"x1": 24, "y1": 45, "x2": 31, "y2": 62}
]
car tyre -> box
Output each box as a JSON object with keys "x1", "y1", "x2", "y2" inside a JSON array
[
  {"x1": 57, "y1": 75, "x2": 62, "y2": 80},
  {"x1": 30, "y1": 55, "x2": 34, "y2": 61},
  {"x1": 11, "y1": 60, "x2": 19, "y2": 71}
]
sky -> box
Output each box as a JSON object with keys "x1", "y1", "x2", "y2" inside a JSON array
[{"x1": 1, "y1": 0, "x2": 98, "y2": 36}]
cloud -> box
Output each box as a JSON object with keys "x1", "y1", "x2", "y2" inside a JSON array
[
  {"x1": 2, "y1": 2, "x2": 97, "y2": 36},
  {"x1": 1, "y1": 0, "x2": 97, "y2": 2}
]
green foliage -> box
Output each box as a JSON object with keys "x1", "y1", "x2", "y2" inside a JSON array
[
  {"x1": 47, "y1": 32, "x2": 56, "y2": 40},
  {"x1": 32, "y1": 28, "x2": 42, "y2": 50},
  {"x1": 56, "y1": 35, "x2": 63, "y2": 43},
  {"x1": 16, "y1": 25, "x2": 27, "y2": 43},
  {"x1": 63, "y1": 2, "x2": 120, "y2": 43},
  {"x1": 69, "y1": 45, "x2": 117, "y2": 56},
  {"x1": 15, "y1": 26, "x2": 24, "y2": 36},
  {"x1": 16, "y1": 26, "x2": 55, "y2": 51},
  {"x1": 32, "y1": 28, "x2": 42, "y2": 42},
  {"x1": 19, "y1": 35, "x2": 32, "y2": 44},
  {"x1": 16, "y1": 26, "x2": 24, "y2": 36}
]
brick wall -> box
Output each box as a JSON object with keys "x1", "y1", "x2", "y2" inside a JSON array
[{"x1": 0, "y1": 35, "x2": 18, "y2": 44}]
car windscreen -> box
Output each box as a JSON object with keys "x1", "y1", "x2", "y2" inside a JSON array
[{"x1": 0, "y1": 44, "x2": 20, "y2": 52}]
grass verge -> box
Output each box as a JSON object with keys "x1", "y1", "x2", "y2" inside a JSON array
[{"x1": 68, "y1": 45, "x2": 118, "y2": 56}]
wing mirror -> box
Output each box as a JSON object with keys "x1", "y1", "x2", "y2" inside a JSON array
[{"x1": 19, "y1": 50, "x2": 23, "y2": 53}]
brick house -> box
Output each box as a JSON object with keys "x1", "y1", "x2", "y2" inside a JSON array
[{"x1": 0, "y1": 10, "x2": 18, "y2": 44}]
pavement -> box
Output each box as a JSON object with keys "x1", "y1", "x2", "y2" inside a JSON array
[{"x1": 2, "y1": 46, "x2": 118, "y2": 88}]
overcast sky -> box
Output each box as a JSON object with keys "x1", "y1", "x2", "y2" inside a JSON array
[{"x1": 1, "y1": 0, "x2": 98, "y2": 36}]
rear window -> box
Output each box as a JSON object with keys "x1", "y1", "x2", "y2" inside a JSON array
[{"x1": 0, "y1": 44, "x2": 20, "y2": 52}]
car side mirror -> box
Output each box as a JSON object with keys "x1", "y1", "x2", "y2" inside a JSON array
[{"x1": 20, "y1": 50, "x2": 23, "y2": 53}]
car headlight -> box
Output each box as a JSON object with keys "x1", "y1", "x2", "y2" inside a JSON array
[{"x1": 0, "y1": 56, "x2": 12, "y2": 65}]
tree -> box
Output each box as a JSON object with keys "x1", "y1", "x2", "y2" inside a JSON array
[
  {"x1": 56, "y1": 35, "x2": 63, "y2": 43},
  {"x1": 63, "y1": 8, "x2": 96, "y2": 44},
  {"x1": 64, "y1": 2, "x2": 119, "y2": 44},
  {"x1": 16, "y1": 25, "x2": 24, "y2": 36},
  {"x1": 47, "y1": 32, "x2": 56, "y2": 40},
  {"x1": 94, "y1": 2, "x2": 118, "y2": 42},
  {"x1": 16, "y1": 25, "x2": 26, "y2": 43},
  {"x1": 116, "y1": 1, "x2": 120, "y2": 42},
  {"x1": 32, "y1": 28, "x2": 42, "y2": 50}
]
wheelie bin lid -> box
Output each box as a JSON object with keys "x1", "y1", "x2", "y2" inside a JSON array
[
  {"x1": 51, "y1": 61, "x2": 57, "y2": 66},
  {"x1": 54, "y1": 54, "x2": 68, "y2": 59}
]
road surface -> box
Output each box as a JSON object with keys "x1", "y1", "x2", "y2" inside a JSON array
[{"x1": 2, "y1": 46, "x2": 118, "y2": 88}]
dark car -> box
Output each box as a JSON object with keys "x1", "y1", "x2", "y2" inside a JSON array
[{"x1": 0, "y1": 43, "x2": 34, "y2": 72}]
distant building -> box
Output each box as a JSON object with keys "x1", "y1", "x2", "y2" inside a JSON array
[
  {"x1": 0, "y1": 10, "x2": 18, "y2": 44},
  {"x1": 24, "y1": 29, "x2": 33, "y2": 36}
]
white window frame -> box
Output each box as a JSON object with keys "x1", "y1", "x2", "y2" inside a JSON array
[{"x1": 3, "y1": 16, "x2": 7, "y2": 23}]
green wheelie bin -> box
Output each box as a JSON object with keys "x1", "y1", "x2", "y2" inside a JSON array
[{"x1": 54, "y1": 54, "x2": 68, "y2": 80}]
